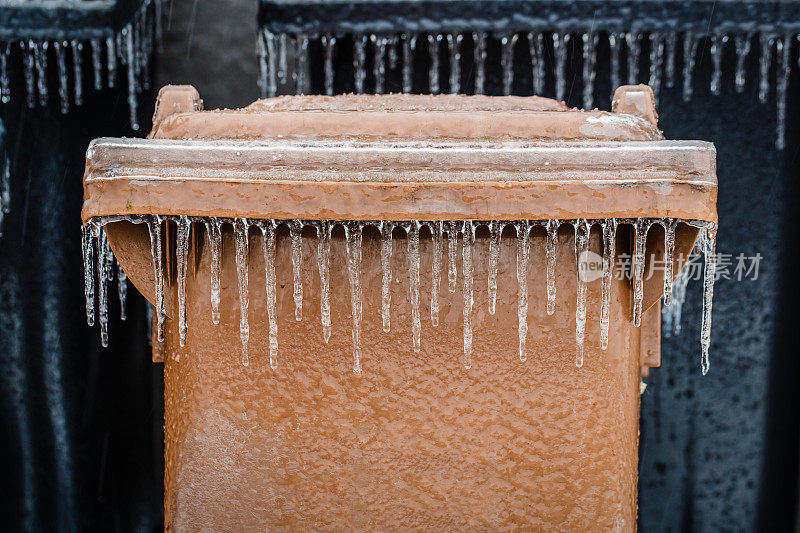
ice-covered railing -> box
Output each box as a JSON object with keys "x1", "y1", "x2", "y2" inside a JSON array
[
  {"x1": 0, "y1": 0, "x2": 165, "y2": 129},
  {"x1": 83, "y1": 215, "x2": 717, "y2": 374},
  {"x1": 258, "y1": 0, "x2": 800, "y2": 148}
]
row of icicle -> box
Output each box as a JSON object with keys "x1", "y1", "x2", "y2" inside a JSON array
[
  {"x1": 258, "y1": 29, "x2": 796, "y2": 148},
  {"x1": 83, "y1": 216, "x2": 717, "y2": 375},
  {"x1": 0, "y1": 0, "x2": 163, "y2": 129}
]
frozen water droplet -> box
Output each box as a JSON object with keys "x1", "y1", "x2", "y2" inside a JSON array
[
  {"x1": 408, "y1": 221, "x2": 422, "y2": 353},
  {"x1": 33, "y1": 41, "x2": 49, "y2": 107},
  {"x1": 516, "y1": 221, "x2": 530, "y2": 362},
  {"x1": 380, "y1": 221, "x2": 393, "y2": 332},
  {"x1": 574, "y1": 220, "x2": 590, "y2": 367},
  {"x1": 82, "y1": 223, "x2": 96, "y2": 326},
  {"x1": 259, "y1": 221, "x2": 279, "y2": 370},
  {"x1": 473, "y1": 32, "x2": 487, "y2": 94},
  {"x1": 346, "y1": 222, "x2": 364, "y2": 373},
  {"x1": 234, "y1": 218, "x2": 250, "y2": 366},
  {"x1": 501, "y1": 33, "x2": 517, "y2": 95},
  {"x1": 528, "y1": 32, "x2": 545, "y2": 95},
  {"x1": 106, "y1": 36, "x2": 117, "y2": 89},
  {"x1": 124, "y1": 27, "x2": 140, "y2": 130},
  {"x1": 117, "y1": 259, "x2": 127, "y2": 321},
  {"x1": 204, "y1": 217, "x2": 222, "y2": 325},
  {"x1": 600, "y1": 219, "x2": 617, "y2": 350},
  {"x1": 735, "y1": 34, "x2": 752, "y2": 93},
  {"x1": 316, "y1": 221, "x2": 332, "y2": 343},
  {"x1": 462, "y1": 221, "x2": 475, "y2": 369},
  {"x1": 147, "y1": 216, "x2": 165, "y2": 342},
  {"x1": 700, "y1": 228, "x2": 716, "y2": 375},
  {"x1": 488, "y1": 221, "x2": 501, "y2": 315},
  {"x1": 97, "y1": 226, "x2": 111, "y2": 347},
  {"x1": 71, "y1": 40, "x2": 84, "y2": 106},
  {"x1": 759, "y1": 34, "x2": 774, "y2": 104},
  {"x1": 632, "y1": 219, "x2": 650, "y2": 327},
  {"x1": 428, "y1": 33, "x2": 442, "y2": 94},
  {"x1": 545, "y1": 219, "x2": 559, "y2": 315},
  {"x1": 582, "y1": 33, "x2": 598, "y2": 109},
  {"x1": 354, "y1": 35, "x2": 367, "y2": 94},
  {"x1": 91, "y1": 38, "x2": 103, "y2": 91},
  {"x1": 710, "y1": 34, "x2": 727, "y2": 96},
  {"x1": 290, "y1": 220, "x2": 303, "y2": 321},
  {"x1": 431, "y1": 221, "x2": 443, "y2": 326},
  {"x1": 322, "y1": 34, "x2": 336, "y2": 96},
  {"x1": 176, "y1": 215, "x2": 190, "y2": 347},
  {"x1": 662, "y1": 218, "x2": 677, "y2": 306},
  {"x1": 447, "y1": 33, "x2": 462, "y2": 94},
  {"x1": 447, "y1": 221, "x2": 458, "y2": 293}
]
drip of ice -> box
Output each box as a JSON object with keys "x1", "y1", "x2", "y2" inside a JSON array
[
  {"x1": 371, "y1": 34, "x2": 387, "y2": 94},
  {"x1": 147, "y1": 216, "x2": 165, "y2": 342},
  {"x1": 345, "y1": 222, "x2": 364, "y2": 373},
  {"x1": 682, "y1": 33, "x2": 698, "y2": 102},
  {"x1": 234, "y1": 218, "x2": 250, "y2": 366},
  {"x1": 663, "y1": 260, "x2": 691, "y2": 337},
  {"x1": 380, "y1": 221, "x2": 393, "y2": 332},
  {"x1": 91, "y1": 38, "x2": 103, "y2": 91},
  {"x1": 82, "y1": 223, "x2": 96, "y2": 326},
  {"x1": 264, "y1": 31, "x2": 278, "y2": 98},
  {"x1": 408, "y1": 221, "x2": 422, "y2": 353},
  {"x1": 23, "y1": 42, "x2": 35, "y2": 109},
  {"x1": 473, "y1": 32, "x2": 486, "y2": 95},
  {"x1": 295, "y1": 34, "x2": 310, "y2": 95},
  {"x1": 176, "y1": 215, "x2": 190, "y2": 347},
  {"x1": 71, "y1": 40, "x2": 84, "y2": 106},
  {"x1": 545, "y1": 219, "x2": 559, "y2": 315},
  {"x1": 710, "y1": 34, "x2": 727, "y2": 96},
  {"x1": 648, "y1": 32, "x2": 664, "y2": 104},
  {"x1": 626, "y1": 32, "x2": 641, "y2": 85},
  {"x1": 204, "y1": 218, "x2": 222, "y2": 325},
  {"x1": 124, "y1": 27, "x2": 139, "y2": 130},
  {"x1": 290, "y1": 220, "x2": 303, "y2": 321},
  {"x1": 447, "y1": 33, "x2": 462, "y2": 94},
  {"x1": 528, "y1": 32, "x2": 545, "y2": 95},
  {"x1": 277, "y1": 33, "x2": 289, "y2": 84},
  {"x1": 431, "y1": 221, "x2": 443, "y2": 326},
  {"x1": 632, "y1": 218, "x2": 650, "y2": 327},
  {"x1": 33, "y1": 41, "x2": 48, "y2": 107},
  {"x1": 117, "y1": 259, "x2": 128, "y2": 321},
  {"x1": 488, "y1": 221, "x2": 501, "y2": 315},
  {"x1": 735, "y1": 34, "x2": 752, "y2": 93},
  {"x1": 553, "y1": 32, "x2": 569, "y2": 101},
  {"x1": 54, "y1": 42, "x2": 70, "y2": 114},
  {"x1": 462, "y1": 221, "x2": 475, "y2": 369},
  {"x1": 0, "y1": 156, "x2": 8, "y2": 231},
  {"x1": 501, "y1": 33, "x2": 517, "y2": 95},
  {"x1": 354, "y1": 35, "x2": 367, "y2": 94},
  {"x1": 582, "y1": 33, "x2": 598, "y2": 109},
  {"x1": 0, "y1": 44, "x2": 10, "y2": 104},
  {"x1": 700, "y1": 228, "x2": 717, "y2": 375},
  {"x1": 428, "y1": 33, "x2": 442, "y2": 94},
  {"x1": 447, "y1": 221, "x2": 458, "y2": 292},
  {"x1": 322, "y1": 34, "x2": 336, "y2": 96},
  {"x1": 600, "y1": 219, "x2": 616, "y2": 350},
  {"x1": 402, "y1": 33, "x2": 416, "y2": 93},
  {"x1": 97, "y1": 226, "x2": 111, "y2": 347},
  {"x1": 662, "y1": 218, "x2": 677, "y2": 306},
  {"x1": 106, "y1": 35, "x2": 117, "y2": 89},
  {"x1": 516, "y1": 221, "x2": 529, "y2": 362},
  {"x1": 574, "y1": 220, "x2": 590, "y2": 367},
  {"x1": 776, "y1": 35, "x2": 790, "y2": 150},
  {"x1": 259, "y1": 221, "x2": 279, "y2": 370},
  {"x1": 759, "y1": 34, "x2": 774, "y2": 104},
  {"x1": 665, "y1": 32, "x2": 677, "y2": 88},
  {"x1": 316, "y1": 221, "x2": 332, "y2": 342},
  {"x1": 609, "y1": 33, "x2": 621, "y2": 93}
]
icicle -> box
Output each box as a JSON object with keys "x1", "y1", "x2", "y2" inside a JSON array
[
  {"x1": 662, "y1": 218, "x2": 677, "y2": 306},
  {"x1": 23, "y1": 41, "x2": 35, "y2": 108},
  {"x1": 402, "y1": 33, "x2": 415, "y2": 93},
  {"x1": 528, "y1": 32, "x2": 545, "y2": 95},
  {"x1": 632, "y1": 219, "x2": 650, "y2": 327},
  {"x1": 554, "y1": 32, "x2": 570, "y2": 101},
  {"x1": 117, "y1": 259, "x2": 127, "y2": 321},
  {"x1": 265, "y1": 32, "x2": 278, "y2": 97},
  {"x1": 665, "y1": 32, "x2": 678, "y2": 88},
  {"x1": 408, "y1": 221, "x2": 421, "y2": 353},
  {"x1": 488, "y1": 221, "x2": 501, "y2": 315},
  {"x1": 431, "y1": 221, "x2": 443, "y2": 326},
  {"x1": 0, "y1": 156, "x2": 8, "y2": 229},
  {"x1": 371, "y1": 35, "x2": 387, "y2": 94},
  {"x1": 234, "y1": 218, "x2": 250, "y2": 366},
  {"x1": 447, "y1": 221, "x2": 458, "y2": 292},
  {"x1": 759, "y1": 34, "x2": 774, "y2": 104},
  {"x1": 626, "y1": 32, "x2": 641, "y2": 85},
  {"x1": 473, "y1": 32, "x2": 487, "y2": 95},
  {"x1": 700, "y1": 228, "x2": 716, "y2": 375},
  {"x1": 205, "y1": 218, "x2": 222, "y2": 325},
  {"x1": 259, "y1": 221, "x2": 279, "y2": 370},
  {"x1": 574, "y1": 220, "x2": 590, "y2": 367},
  {"x1": 428, "y1": 33, "x2": 442, "y2": 94},
  {"x1": 682, "y1": 32, "x2": 699, "y2": 102},
  {"x1": 354, "y1": 35, "x2": 367, "y2": 94},
  {"x1": 600, "y1": 219, "x2": 616, "y2": 350},
  {"x1": 388, "y1": 35, "x2": 399, "y2": 69},
  {"x1": 380, "y1": 221, "x2": 393, "y2": 332},
  {"x1": 316, "y1": 221, "x2": 332, "y2": 343},
  {"x1": 82, "y1": 223, "x2": 96, "y2": 326},
  {"x1": 649, "y1": 32, "x2": 664, "y2": 103},
  {"x1": 71, "y1": 40, "x2": 84, "y2": 106},
  {"x1": 462, "y1": 221, "x2": 475, "y2": 369},
  {"x1": 124, "y1": 27, "x2": 140, "y2": 130},
  {"x1": 516, "y1": 221, "x2": 529, "y2": 362},
  {"x1": 710, "y1": 34, "x2": 726, "y2": 96},
  {"x1": 290, "y1": 220, "x2": 303, "y2": 321},
  {"x1": 609, "y1": 33, "x2": 621, "y2": 93},
  {"x1": 98, "y1": 226, "x2": 111, "y2": 347},
  {"x1": 256, "y1": 31, "x2": 268, "y2": 98},
  {"x1": 545, "y1": 219, "x2": 559, "y2": 315},
  {"x1": 776, "y1": 35, "x2": 790, "y2": 150},
  {"x1": 295, "y1": 34, "x2": 310, "y2": 95},
  {"x1": 147, "y1": 216, "x2": 165, "y2": 342},
  {"x1": 276, "y1": 33, "x2": 288, "y2": 84},
  {"x1": 106, "y1": 36, "x2": 117, "y2": 89},
  {"x1": 582, "y1": 33, "x2": 598, "y2": 109},
  {"x1": 345, "y1": 222, "x2": 364, "y2": 373},
  {"x1": 33, "y1": 41, "x2": 48, "y2": 107},
  {"x1": 664, "y1": 261, "x2": 690, "y2": 337},
  {"x1": 735, "y1": 34, "x2": 751, "y2": 93},
  {"x1": 447, "y1": 33, "x2": 462, "y2": 94},
  {"x1": 176, "y1": 216, "x2": 190, "y2": 347},
  {"x1": 54, "y1": 42, "x2": 70, "y2": 114},
  {"x1": 322, "y1": 34, "x2": 336, "y2": 96},
  {"x1": 501, "y1": 33, "x2": 517, "y2": 95},
  {"x1": 0, "y1": 44, "x2": 9, "y2": 104},
  {"x1": 90, "y1": 38, "x2": 103, "y2": 91}
]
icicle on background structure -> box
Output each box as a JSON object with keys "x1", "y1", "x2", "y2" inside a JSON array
[
  {"x1": 257, "y1": 29, "x2": 799, "y2": 148},
  {"x1": 0, "y1": 0, "x2": 165, "y2": 130},
  {"x1": 82, "y1": 216, "x2": 717, "y2": 375}
]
